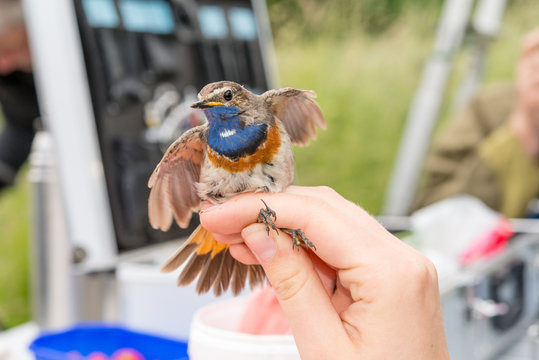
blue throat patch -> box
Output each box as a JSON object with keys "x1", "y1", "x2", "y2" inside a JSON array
[{"x1": 205, "y1": 105, "x2": 268, "y2": 159}]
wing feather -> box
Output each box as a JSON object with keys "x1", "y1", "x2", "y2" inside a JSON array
[
  {"x1": 263, "y1": 88, "x2": 326, "y2": 145},
  {"x1": 148, "y1": 125, "x2": 206, "y2": 230},
  {"x1": 148, "y1": 174, "x2": 174, "y2": 231}
]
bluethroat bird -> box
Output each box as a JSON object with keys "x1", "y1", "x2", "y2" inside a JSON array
[{"x1": 148, "y1": 81, "x2": 326, "y2": 295}]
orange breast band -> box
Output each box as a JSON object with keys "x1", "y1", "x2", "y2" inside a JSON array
[{"x1": 207, "y1": 123, "x2": 281, "y2": 173}]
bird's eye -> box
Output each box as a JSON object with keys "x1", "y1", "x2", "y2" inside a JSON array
[{"x1": 223, "y1": 90, "x2": 233, "y2": 101}]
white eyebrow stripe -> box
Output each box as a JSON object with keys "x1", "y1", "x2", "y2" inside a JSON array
[
  {"x1": 220, "y1": 129, "x2": 236, "y2": 138},
  {"x1": 210, "y1": 88, "x2": 230, "y2": 98}
]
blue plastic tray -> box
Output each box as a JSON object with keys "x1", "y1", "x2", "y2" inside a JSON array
[{"x1": 29, "y1": 323, "x2": 188, "y2": 360}]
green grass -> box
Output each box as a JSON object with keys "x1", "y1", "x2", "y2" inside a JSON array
[
  {"x1": 0, "y1": 0, "x2": 538, "y2": 329},
  {"x1": 0, "y1": 173, "x2": 30, "y2": 329},
  {"x1": 278, "y1": 23, "x2": 434, "y2": 211},
  {"x1": 279, "y1": 1, "x2": 539, "y2": 212}
]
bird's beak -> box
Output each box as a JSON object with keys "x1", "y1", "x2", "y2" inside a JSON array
[{"x1": 191, "y1": 100, "x2": 224, "y2": 109}]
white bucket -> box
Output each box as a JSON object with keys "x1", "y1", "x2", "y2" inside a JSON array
[{"x1": 188, "y1": 298, "x2": 300, "y2": 360}]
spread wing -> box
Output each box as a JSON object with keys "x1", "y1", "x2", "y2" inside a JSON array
[
  {"x1": 263, "y1": 88, "x2": 326, "y2": 145},
  {"x1": 148, "y1": 125, "x2": 206, "y2": 231}
]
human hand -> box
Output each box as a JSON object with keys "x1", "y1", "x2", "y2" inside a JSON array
[
  {"x1": 0, "y1": 24, "x2": 32, "y2": 75},
  {"x1": 200, "y1": 186, "x2": 449, "y2": 360},
  {"x1": 511, "y1": 28, "x2": 539, "y2": 159}
]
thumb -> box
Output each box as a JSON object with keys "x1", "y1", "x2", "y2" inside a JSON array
[
  {"x1": 241, "y1": 224, "x2": 348, "y2": 359},
  {"x1": 242, "y1": 223, "x2": 312, "y2": 300}
]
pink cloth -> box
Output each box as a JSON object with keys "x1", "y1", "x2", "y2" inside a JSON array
[{"x1": 239, "y1": 285, "x2": 292, "y2": 335}]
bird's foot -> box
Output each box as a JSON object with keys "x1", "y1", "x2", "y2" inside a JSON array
[
  {"x1": 282, "y1": 228, "x2": 316, "y2": 251},
  {"x1": 257, "y1": 200, "x2": 316, "y2": 251},
  {"x1": 258, "y1": 199, "x2": 278, "y2": 235}
]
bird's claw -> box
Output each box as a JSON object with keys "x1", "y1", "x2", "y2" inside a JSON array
[
  {"x1": 257, "y1": 200, "x2": 316, "y2": 252},
  {"x1": 258, "y1": 199, "x2": 278, "y2": 235},
  {"x1": 282, "y1": 228, "x2": 316, "y2": 251}
]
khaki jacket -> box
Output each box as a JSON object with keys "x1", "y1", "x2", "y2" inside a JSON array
[{"x1": 413, "y1": 85, "x2": 539, "y2": 218}]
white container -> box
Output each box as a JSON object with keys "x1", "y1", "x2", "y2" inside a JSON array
[
  {"x1": 411, "y1": 195, "x2": 502, "y2": 259},
  {"x1": 116, "y1": 243, "x2": 242, "y2": 340},
  {"x1": 189, "y1": 298, "x2": 300, "y2": 360}
]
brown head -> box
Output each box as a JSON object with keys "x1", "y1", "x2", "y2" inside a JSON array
[{"x1": 191, "y1": 81, "x2": 260, "y2": 114}]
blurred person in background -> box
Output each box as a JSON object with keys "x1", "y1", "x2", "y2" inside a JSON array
[
  {"x1": 413, "y1": 27, "x2": 539, "y2": 218},
  {"x1": 0, "y1": 0, "x2": 40, "y2": 191}
]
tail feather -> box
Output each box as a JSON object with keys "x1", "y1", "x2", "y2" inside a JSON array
[
  {"x1": 213, "y1": 252, "x2": 235, "y2": 296},
  {"x1": 231, "y1": 261, "x2": 248, "y2": 295},
  {"x1": 196, "y1": 250, "x2": 225, "y2": 294},
  {"x1": 178, "y1": 253, "x2": 210, "y2": 286},
  {"x1": 248, "y1": 265, "x2": 266, "y2": 289},
  {"x1": 160, "y1": 242, "x2": 198, "y2": 273},
  {"x1": 161, "y1": 225, "x2": 266, "y2": 295},
  {"x1": 209, "y1": 252, "x2": 228, "y2": 296}
]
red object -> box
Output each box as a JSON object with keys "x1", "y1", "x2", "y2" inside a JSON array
[{"x1": 459, "y1": 218, "x2": 513, "y2": 266}]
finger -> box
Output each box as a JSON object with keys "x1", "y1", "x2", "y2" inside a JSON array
[
  {"x1": 212, "y1": 232, "x2": 244, "y2": 245},
  {"x1": 332, "y1": 280, "x2": 354, "y2": 315},
  {"x1": 228, "y1": 239, "x2": 341, "y2": 285},
  {"x1": 201, "y1": 186, "x2": 357, "y2": 227},
  {"x1": 285, "y1": 185, "x2": 347, "y2": 203},
  {"x1": 200, "y1": 188, "x2": 393, "y2": 269},
  {"x1": 229, "y1": 243, "x2": 259, "y2": 265},
  {"x1": 307, "y1": 251, "x2": 337, "y2": 297},
  {"x1": 209, "y1": 185, "x2": 353, "y2": 242},
  {"x1": 201, "y1": 187, "x2": 341, "y2": 235},
  {"x1": 286, "y1": 186, "x2": 368, "y2": 228},
  {"x1": 241, "y1": 223, "x2": 353, "y2": 358},
  {"x1": 201, "y1": 186, "x2": 366, "y2": 234}
]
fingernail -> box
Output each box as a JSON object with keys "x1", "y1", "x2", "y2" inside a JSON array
[{"x1": 242, "y1": 224, "x2": 276, "y2": 262}]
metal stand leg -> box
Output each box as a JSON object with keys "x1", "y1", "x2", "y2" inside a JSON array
[{"x1": 383, "y1": 0, "x2": 507, "y2": 216}]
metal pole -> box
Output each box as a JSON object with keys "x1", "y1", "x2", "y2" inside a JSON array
[
  {"x1": 28, "y1": 132, "x2": 75, "y2": 328},
  {"x1": 382, "y1": 0, "x2": 474, "y2": 216},
  {"x1": 23, "y1": 0, "x2": 119, "y2": 326},
  {"x1": 22, "y1": 0, "x2": 117, "y2": 272},
  {"x1": 451, "y1": 0, "x2": 507, "y2": 113}
]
